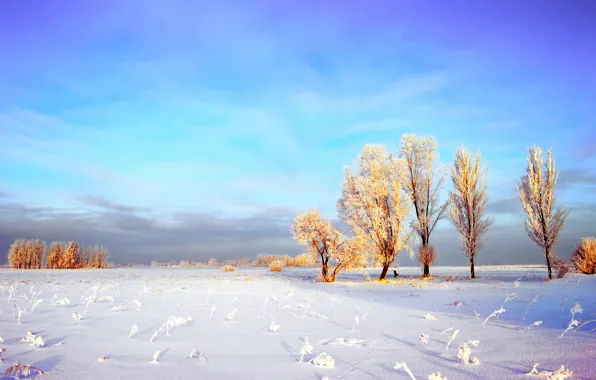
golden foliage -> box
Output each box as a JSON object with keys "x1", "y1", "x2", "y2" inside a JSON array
[
  {"x1": 516, "y1": 146, "x2": 569, "y2": 279},
  {"x1": 221, "y1": 265, "x2": 236, "y2": 272},
  {"x1": 287, "y1": 253, "x2": 315, "y2": 267},
  {"x1": 337, "y1": 144, "x2": 413, "y2": 280},
  {"x1": 46, "y1": 241, "x2": 64, "y2": 269},
  {"x1": 398, "y1": 134, "x2": 449, "y2": 275},
  {"x1": 291, "y1": 209, "x2": 368, "y2": 282},
  {"x1": 61, "y1": 241, "x2": 79, "y2": 269},
  {"x1": 269, "y1": 259, "x2": 284, "y2": 272},
  {"x1": 8, "y1": 239, "x2": 107, "y2": 269},
  {"x1": 571, "y1": 237, "x2": 596, "y2": 275},
  {"x1": 449, "y1": 147, "x2": 492, "y2": 278},
  {"x1": 8, "y1": 239, "x2": 45, "y2": 269}
]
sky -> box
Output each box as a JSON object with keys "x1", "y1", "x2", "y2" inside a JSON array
[{"x1": 1, "y1": 0, "x2": 595, "y2": 265}]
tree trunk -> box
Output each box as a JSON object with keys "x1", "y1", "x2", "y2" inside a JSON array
[
  {"x1": 545, "y1": 247, "x2": 553, "y2": 280},
  {"x1": 379, "y1": 264, "x2": 390, "y2": 280},
  {"x1": 320, "y1": 254, "x2": 328, "y2": 281},
  {"x1": 470, "y1": 257, "x2": 475, "y2": 279},
  {"x1": 423, "y1": 264, "x2": 430, "y2": 277}
]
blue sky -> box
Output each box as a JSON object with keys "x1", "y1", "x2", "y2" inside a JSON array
[{"x1": 1, "y1": 0, "x2": 595, "y2": 263}]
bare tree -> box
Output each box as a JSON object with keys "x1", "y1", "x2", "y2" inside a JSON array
[
  {"x1": 516, "y1": 146, "x2": 569, "y2": 280},
  {"x1": 292, "y1": 209, "x2": 368, "y2": 282},
  {"x1": 449, "y1": 147, "x2": 492, "y2": 279},
  {"x1": 398, "y1": 134, "x2": 449, "y2": 277},
  {"x1": 337, "y1": 145, "x2": 414, "y2": 280}
]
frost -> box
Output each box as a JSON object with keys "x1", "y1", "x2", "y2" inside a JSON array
[
  {"x1": 319, "y1": 337, "x2": 368, "y2": 347},
  {"x1": 52, "y1": 297, "x2": 70, "y2": 307},
  {"x1": 310, "y1": 352, "x2": 335, "y2": 368},
  {"x1": 21, "y1": 330, "x2": 45, "y2": 347},
  {"x1": 128, "y1": 325, "x2": 139, "y2": 339},
  {"x1": 526, "y1": 363, "x2": 572, "y2": 379},
  {"x1": 445, "y1": 329, "x2": 459, "y2": 351},
  {"x1": 394, "y1": 362, "x2": 416, "y2": 380},
  {"x1": 424, "y1": 313, "x2": 437, "y2": 320},
  {"x1": 152, "y1": 350, "x2": 161, "y2": 363},
  {"x1": 299, "y1": 338, "x2": 313, "y2": 362},
  {"x1": 483, "y1": 306, "x2": 505, "y2": 325}
]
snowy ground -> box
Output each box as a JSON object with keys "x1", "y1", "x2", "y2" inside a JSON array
[{"x1": 0, "y1": 266, "x2": 595, "y2": 380}]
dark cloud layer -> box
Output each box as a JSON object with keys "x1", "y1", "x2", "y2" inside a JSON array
[{"x1": 1, "y1": 194, "x2": 594, "y2": 266}]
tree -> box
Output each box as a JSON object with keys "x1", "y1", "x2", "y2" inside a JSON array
[
  {"x1": 8, "y1": 239, "x2": 26, "y2": 269},
  {"x1": 34, "y1": 240, "x2": 45, "y2": 269},
  {"x1": 449, "y1": 147, "x2": 492, "y2": 279},
  {"x1": 516, "y1": 146, "x2": 569, "y2": 280},
  {"x1": 291, "y1": 209, "x2": 368, "y2": 282},
  {"x1": 62, "y1": 241, "x2": 79, "y2": 269},
  {"x1": 337, "y1": 144, "x2": 413, "y2": 280},
  {"x1": 46, "y1": 241, "x2": 64, "y2": 269},
  {"x1": 398, "y1": 134, "x2": 449, "y2": 277},
  {"x1": 90, "y1": 246, "x2": 109, "y2": 268}
]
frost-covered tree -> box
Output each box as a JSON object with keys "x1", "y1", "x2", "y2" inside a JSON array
[
  {"x1": 449, "y1": 147, "x2": 492, "y2": 279},
  {"x1": 46, "y1": 241, "x2": 64, "y2": 269},
  {"x1": 291, "y1": 209, "x2": 368, "y2": 282},
  {"x1": 34, "y1": 240, "x2": 45, "y2": 269},
  {"x1": 516, "y1": 146, "x2": 569, "y2": 280},
  {"x1": 8, "y1": 239, "x2": 26, "y2": 269},
  {"x1": 90, "y1": 246, "x2": 109, "y2": 268},
  {"x1": 398, "y1": 134, "x2": 449, "y2": 277},
  {"x1": 338, "y1": 144, "x2": 413, "y2": 280},
  {"x1": 62, "y1": 241, "x2": 79, "y2": 269}
]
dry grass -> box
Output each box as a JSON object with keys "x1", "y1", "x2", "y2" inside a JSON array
[
  {"x1": 571, "y1": 237, "x2": 596, "y2": 275},
  {"x1": 221, "y1": 265, "x2": 237, "y2": 273}
]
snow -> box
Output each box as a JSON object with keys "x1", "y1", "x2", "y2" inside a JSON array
[{"x1": 0, "y1": 266, "x2": 595, "y2": 379}]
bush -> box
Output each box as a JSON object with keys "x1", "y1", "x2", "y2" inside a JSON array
[
  {"x1": 551, "y1": 255, "x2": 571, "y2": 278},
  {"x1": 269, "y1": 260, "x2": 284, "y2": 272},
  {"x1": 208, "y1": 258, "x2": 219, "y2": 267},
  {"x1": 287, "y1": 253, "x2": 315, "y2": 267},
  {"x1": 571, "y1": 237, "x2": 596, "y2": 275},
  {"x1": 221, "y1": 265, "x2": 236, "y2": 272}
]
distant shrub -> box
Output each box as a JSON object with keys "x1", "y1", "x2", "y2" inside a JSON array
[
  {"x1": 269, "y1": 260, "x2": 284, "y2": 272},
  {"x1": 208, "y1": 258, "x2": 219, "y2": 267},
  {"x1": 252, "y1": 254, "x2": 287, "y2": 267},
  {"x1": 179, "y1": 260, "x2": 207, "y2": 268},
  {"x1": 287, "y1": 253, "x2": 315, "y2": 267},
  {"x1": 571, "y1": 237, "x2": 596, "y2": 275},
  {"x1": 551, "y1": 255, "x2": 571, "y2": 279},
  {"x1": 227, "y1": 257, "x2": 251, "y2": 267},
  {"x1": 221, "y1": 265, "x2": 236, "y2": 272}
]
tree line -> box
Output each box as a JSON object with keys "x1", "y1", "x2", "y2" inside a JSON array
[
  {"x1": 7, "y1": 239, "x2": 109, "y2": 269},
  {"x1": 292, "y1": 134, "x2": 595, "y2": 282}
]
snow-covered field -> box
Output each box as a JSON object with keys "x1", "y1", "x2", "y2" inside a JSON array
[{"x1": 1, "y1": 266, "x2": 595, "y2": 380}]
